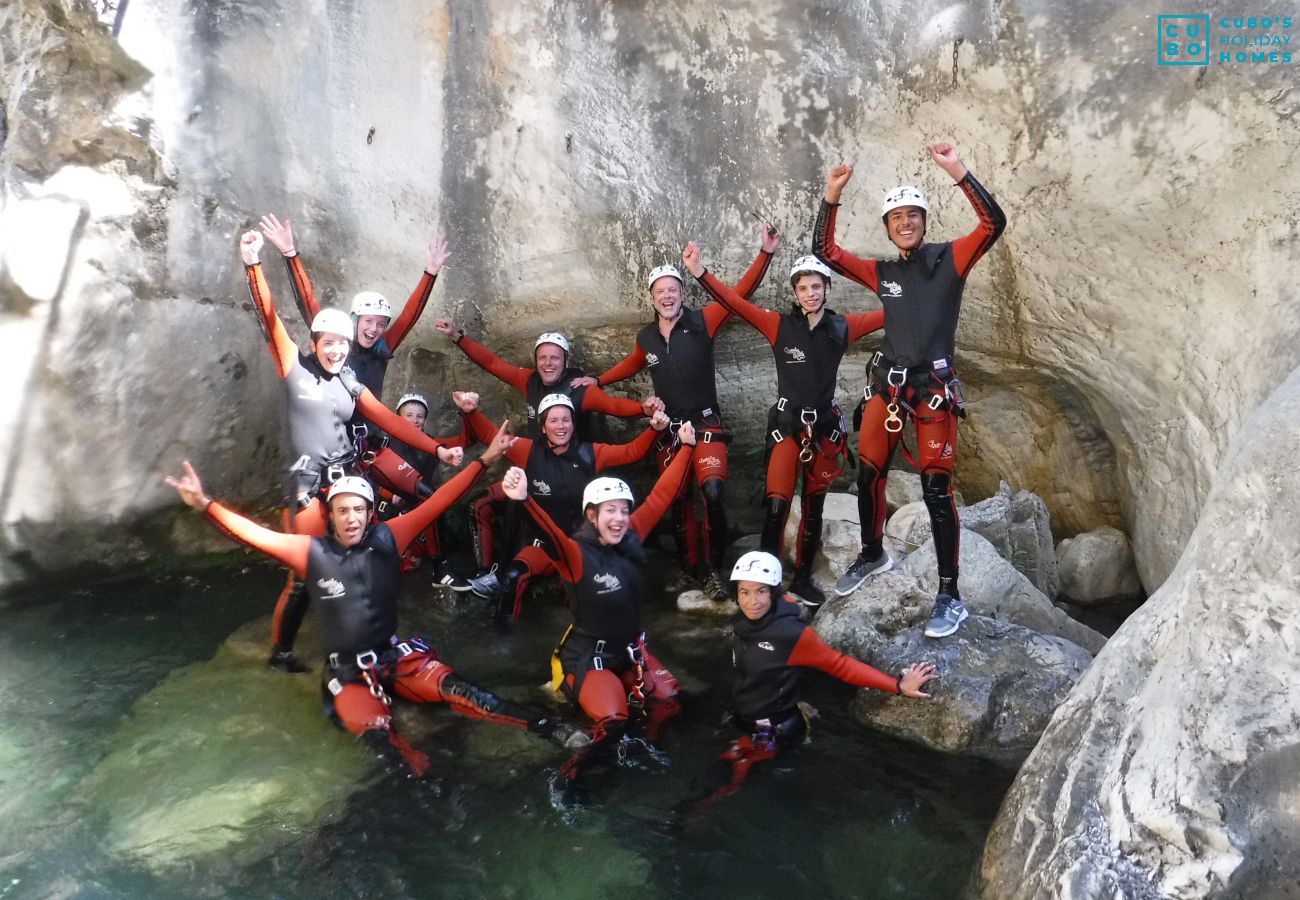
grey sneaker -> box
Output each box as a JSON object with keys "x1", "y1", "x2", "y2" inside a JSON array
[
  {"x1": 924, "y1": 593, "x2": 968, "y2": 638},
  {"x1": 834, "y1": 549, "x2": 893, "y2": 596},
  {"x1": 468, "y1": 565, "x2": 501, "y2": 599}
]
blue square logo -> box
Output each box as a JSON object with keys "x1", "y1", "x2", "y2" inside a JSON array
[{"x1": 1158, "y1": 15, "x2": 1211, "y2": 65}]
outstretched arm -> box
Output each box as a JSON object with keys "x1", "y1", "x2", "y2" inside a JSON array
[
  {"x1": 456, "y1": 394, "x2": 532, "y2": 467},
  {"x1": 386, "y1": 237, "x2": 451, "y2": 349},
  {"x1": 812, "y1": 165, "x2": 880, "y2": 292},
  {"x1": 927, "y1": 142, "x2": 1006, "y2": 278},
  {"x1": 435, "y1": 320, "x2": 533, "y2": 396},
  {"x1": 845, "y1": 309, "x2": 886, "y2": 344},
  {"x1": 630, "y1": 422, "x2": 697, "y2": 539},
  {"x1": 241, "y1": 231, "x2": 298, "y2": 379},
  {"x1": 701, "y1": 224, "x2": 781, "y2": 337},
  {"x1": 259, "y1": 214, "x2": 323, "y2": 328},
  {"x1": 683, "y1": 242, "x2": 781, "y2": 344},
  {"x1": 356, "y1": 389, "x2": 455, "y2": 461},
  {"x1": 579, "y1": 385, "x2": 649, "y2": 420},
  {"x1": 501, "y1": 466, "x2": 584, "y2": 582},
  {"x1": 591, "y1": 345, "x2": 647, "y2": 388},
  {"x1": 164, "y1": 460, "x2": 309, "y2": 575},
  {"x1": 787, "y1": 628, "x2": 937, "y2": 696},
  {"x1": 593, "y1": 412, "x2": 667, "y2": 469}
]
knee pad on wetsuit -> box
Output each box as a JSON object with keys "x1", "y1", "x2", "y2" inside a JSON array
[{"x1": 760, "y1": 497, "x2": 790, "y2": 557}]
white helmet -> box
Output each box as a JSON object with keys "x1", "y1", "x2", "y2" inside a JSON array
[
  {"x1": 730, "y1": 550, "x2": 783, "y2": 587},
  {"x1": 647, "y1": 264, "x2": 683, "y2": 289},
  {"x1": 881, "y1": 185, "x2": 929, "y2": 221},
  {"x1": 349, "y1": 291, "x2": 393, "y2": 319},
  {"x1": 789, "y1": 254, "x2": 833, "y2": 287},
  {"x1": 537, "y1": 393, "x2": 575, "y2": 418},
  {"x1": 310, "y1": 308, "x2": 354, "y2": 340},
  {"x1": 326, "y1": 476, "x2": 374, "y2": 506},
  {"x1": 396, "y1": 392, "x2": 429, "y2": 412},
  {"x1": 534, "y1": 332, "x2": 571, "y2": 355},
  {"x1": 582, "y1": 476, "x2": 634, "y2": 510}
]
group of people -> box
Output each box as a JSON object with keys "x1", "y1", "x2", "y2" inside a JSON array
[{"x1": 165, "y1": 142, "x2": 1004, "y2": 795}]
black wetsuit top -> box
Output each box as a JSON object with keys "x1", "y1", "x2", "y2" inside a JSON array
[
  {"x1": 305, "y1": 524, "x2": 401, "y2": 657},
  {"x1": 636, "y1": 308, "x2": 721, "y2": 422}
]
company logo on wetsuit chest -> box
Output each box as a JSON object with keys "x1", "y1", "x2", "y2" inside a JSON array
[
  {"x1": 758, "y1": 641, "x2": 775, "y2": 651},
  {"x1": 882, "y1": 280, "x2": 903, "y2": 298},
  {"x1": 592, "y1": 572, "x2": 622, "y2": 594},
  {"x1": 531, "y1": 479, "x2": 553, "y2": 496},
  {"x1": 526, "y1": 404, "x2": 537, "y2": 418},
  {"x1": 317, "y1": 577, "x2": 346, "y2": 598},
  {"x1": 645, "y1": 352, "x2": 661, "y2": 366},
  {"x1": 296, "y1": 376, "x2": 324, "y2": 402},
  {"x1": 783, "y1": 347, "x2": 807, "y2": 363}
]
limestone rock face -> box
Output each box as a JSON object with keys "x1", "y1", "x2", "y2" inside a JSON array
[
  {"x1": 978, "y1": 367, "x2": 1300, "y2": 899},
  {"x1": 1056, "y1": 525, "x2": 1143, "y2": 606}
]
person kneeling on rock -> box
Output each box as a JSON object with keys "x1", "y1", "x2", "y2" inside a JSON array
[
  {"x1": 684, "y1": 551, "x2": 935, "y2": 812},
  {"x1": 164, "y1": 420, "x2": 583, "y2": 778}
]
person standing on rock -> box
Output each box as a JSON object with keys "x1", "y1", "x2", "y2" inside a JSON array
[
  {"x1": 497, "y1": 423, "x2": 698, "y2": 786},
  {"x1": 813, "y1": 143, "x2": 1006, "y2": 639},
  {"x1": 569, "y1": 223, "x2": 780, "y2": 604},
  {"x1": 680, "y1": 242, "x2": 884, "y2": 612},
  {"x1": 240, "y1": 231, "x2": 464, "y2": 673},
  {"x1": 682, "y1": 550, "x2": 935, "y2": 811},
  {"x1": 163, "y1": 422, "x2": 582, "y2": 778},
  {"x1": 454, "y1": 389, "x2": 669, "y2": 622}
]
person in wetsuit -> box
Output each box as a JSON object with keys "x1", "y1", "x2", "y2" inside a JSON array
[
  {"x1": 685, "y1": 550, "x2": 935, "y2": 811},
  {"x1": 812, "y1": 142, "x2": 1006, "y2": 638},
  {"x1": 681, "y1": 241, "x2": 884, "y2": 612},
  {"x1": 498, "y1": 422, "x2": 698, "y2": 783},
  {"x1": 240, "y1": 230, "x2": 464, "y2": 672},
  {"x1": 163, "y1": 421, "x2": 582, "y2": 778},
  {"x1": 570, "y1": 223, "x2": 779, "y2": 602},
  {"x1": 455, "y1": 390, "x2": 668, "y2": 621}
]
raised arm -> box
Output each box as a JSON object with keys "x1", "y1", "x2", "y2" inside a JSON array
[
  {"x1": 386, "y1": 237, "x2": 450, "y2": 349},
  {"x1": 593, "y1": 345, "x2": 647, "y2": 388},
  {"x1": 356, "y1": 389, "x2": 449, "y2": 458},
  {"x1": 811, "y1": 164, "x2": 880, "y2": 292},
  {"x1": 845, "y1": 309, "x2": 886, "y2": 344},
  {"x1": 630, "y1": 423, "x2": 697, "y2": 539},
  {"x1": 459, "y1": 398, "x2": 531, "y2": 467},
  {"x1": 258, "y1": 214, "x2": 323, "y2": 328},
  {"x1": 949, "y1": 173, "x2": 1006, "y2": 277},
  {"x1": 499, "y1": 466, "x2": 583, "y2": 581},
  {"x1": 593, "y1": 413, "x2": 667, "y2": 470},
  {"x1": 241, "y1": 232, "x2": 298, "y2": 379},
  {"x1": 579, "y1": 385, "x2": 648, "y2": 420},
  {"x1": 386, "y1": 459, "x2": 484, "y2": 553},
  {"x1": 165, "y1": 459, "x2": 309, "y2": 575},
  {"x1": 682, "y1": 241, "x2": 781, "y2": 344},
  {"x1": 435, "y1": 320, "x2": 533, "y2": 396}
]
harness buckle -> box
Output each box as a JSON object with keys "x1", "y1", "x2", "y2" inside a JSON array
[
  {"x1": 885, "y1": 403, "x2": 905, "y2": 433},
  {"x1": 800, "y1": 407, "x2": 818, "y2": 426},
  {"x1": 945, "y1": 378, "x2": 966, "y2": 409},
  {"x1": 355, "y1": 649, "x2": 378, "y2": 669},
  {"x1": 829, "y1": 429, "x2": 842, "y2": 443},
  {"x1": 863, "y1": 383, "x2": 875, "y2": 402},
  {"x1": 361, "y1": 450, "x2": 377, "y2": 464},
  {"x1": 701, "y1": 430, "x2": 713, "y2": 443},
  {"x1": 397, "y1": 642, "x2": 414, "y2": 657},
  {"x1": 886, "y1": 366, "x2": 908, "y2": 388},
  {"x1": 770, "y1": 428, "x2": 784, "y2": 445},
  {"x1": 927, "y1": 393, "x2": 945, "y2": 411},
  {"x1": 328, "y1": 652, "x2": 341, "y2": 669},
  {"x1": 325, "y1": 464, "x2": 346, "y2": 484},
  {"x1": 776, "y1": 397, "x2": 788, "y2": 412}
]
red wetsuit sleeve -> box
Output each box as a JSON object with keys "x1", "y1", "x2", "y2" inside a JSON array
[
  {"x1": 732, "y1": 248, "x2": 774, "y2": 299},
  {"x1": 521, "y1": 497, "x2": 583, "y2": 582},
  {"x1": 949, "y1": 172, "x2": 1007, "y2": 278},
  {"x1": 205, "y1": 501, "x2": 310, "y2": 577},
  {"x1": 630, "y1": 444, "x2": 694, "y2": 539},
  {"x1": 443, "y1": 414, "x2": 472, "y2": 450},
  {"x1": 580, "y1": 386, "x2": 645, "y2": 419},
  {"x1": 845, "y1": 309, "x2": 886, "y2": 343},
  {"x1": 595, "y1": 345, "x2": 647, "y2": 387},
  {"x1": 386, "y1": 459, "x2": 488, "y2": 553},
  {"x1": 787, "y1": 628, "x2": 900, "y2": 693},
  {"x1": 466, "y1": 409, "x2": 531, "y2": 465},
  {"x1": 384, "y1": 270, "x2": 436, "y2": 350},
  {"x1": 811, "y1": 201, "x2": 880, "y2": 292},
  {"x1": 244, "y1": 263, "x2": 297, "y2": 379},
  {"x1": 356, "y1": 389, "x2": 445, "y2": 456},
  {"x1": 282, "y1": 253, "x2": 322, "y2": 327},
  {"x1": 695, "y1": 272, "x2": 780, "y2": 344},
  {"x1": 593, "y1": 426, "x2": 658, "y2": 470},
  {"x1": 454, "y1": 335, "x2": 532, "y2": 396}
]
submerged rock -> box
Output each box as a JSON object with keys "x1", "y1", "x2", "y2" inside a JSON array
[{"x1": 1056, "y1": 525, "x2": 1143, "y2": 606}]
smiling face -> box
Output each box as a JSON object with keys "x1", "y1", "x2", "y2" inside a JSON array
[
  {"x1": 541, "y1": 405, "x2": 574, "y2": 449},
  {"x1": 398, "y1": 401, "x2": 428, "y2": 431},
  {"x1": 585, "y1": 499, "x2": 631, "y2": 545},
  {"x1": 354, "y1": 314, "x2": 388, "y2": 349},
  {"x1": 650, "y1": 275, "x2": 684, "y2": 321},
  {"x1": 312, "y1": 332, "x2": 351, "y2": 374},
  {"x1": 792, "y1": 273, "x2": 829, "y2": 315},
  {"x1": 328, "y1": 493, "x2": 371, "y2": 547},
  {"x1": 736, "y1": 581, "x2": 773, "y2": 621},
  {"x1": 534, "y1": 343, "x2": 566, "y2": 386},
  {"x1": 885, "y1": 206, "x2": 926, "y2": 252}
]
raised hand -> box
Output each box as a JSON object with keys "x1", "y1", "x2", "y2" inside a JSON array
[
  {"x1": 259, "y1": 214, "x2": 295, "y2": 255},
  {"x1": 649, "y1": 410, "x2": 670, "y2": 431},
  {"x1": 164, "y1": 460, "x2": 211, "y2": 511},
  {"x1": 426, "y1": 236, "x2": 451, "y2": 275},
  {"x1": 926, "y1": 142, "x2": 967, "y2": 181},
  {"x1": 481, "y1": 418, "x2": 516, "y2": 465},
  {"x1": 434, "y1": 318, "x2": 457, "y2": 338},
  {"x1": 825, "y1": 164, "x2": 854, "y2": 203},
  {"x1": 501, "y1": 465, "x2": 528, "y2": 501},
  {"x1": 899, "y1": 661, "x2": 938, "y2": 698},
  {"x1": 437, "y1": 445, "x2": 465, "y2": 467},
  {"x1": 240, "y1": 230, "x2": 264, "y2": 266},
  {"x1": 451, "y1": 390, "x2": 480, "y2": 413},
  {"x1": 759, "y1": 221, "x2": 781, "y2": 254},
  {"x1": 681, "y1": 241, "x2": 704, "y2": 278}
]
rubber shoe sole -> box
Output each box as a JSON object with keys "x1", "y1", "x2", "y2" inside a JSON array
[{"x1": 834, "y1": 552, "x2": 894, "y2": 596}]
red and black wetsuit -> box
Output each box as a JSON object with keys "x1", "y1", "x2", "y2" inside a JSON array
[
  {"x1": 245, "y1": 263, "x2": 452, "y2": 658},
  {"x1": 689, "y1": 596, "x2": 901, "y2": 809},
  {"x1": 463, "y1": 408, "x2": 658, "y2": 618},
  {"x1": 595, "y1": 250, "x2": 773, "y2": 579},
  {"x1": 200, "y1": 460, "x2": 554, "y2": 776},
  {"x1": 515, "y1": 444, "x2": 694, "y2": 767},
  {"x1": 813, "y1": 172, "x2": 1005, "y2": 598},
  {"x1": 451, "y1": 334, "x2": 644, "y2": 439},
  {"x1": 694, "y1": 271, "x2": 883, "y2": 577}
]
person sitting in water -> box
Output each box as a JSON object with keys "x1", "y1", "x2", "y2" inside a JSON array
[
  {"x1": 685, "y1": 550, "x2": 936, "y2": 811},
  {"x1": 497, "y1": 421, "x2": 697, "y2": 785},
  {"x1": 164, "y1": 421, "x2": 582, "y2": 777}
]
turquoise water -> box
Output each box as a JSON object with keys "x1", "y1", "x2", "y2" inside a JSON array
[{"x1": 0, "y1": 561, "x2": 1014, "y2": 899}]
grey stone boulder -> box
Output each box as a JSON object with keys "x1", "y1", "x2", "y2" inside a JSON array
[
  {"x1": 675, "y1": 588, "x2": 733, "y2": 618},
  {"x1": 1056, "y1": 526, "x2": 1143, "y2": 606},
  {"x1": 885, "y1": 470, "x2": 924, "y2": 510}
]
